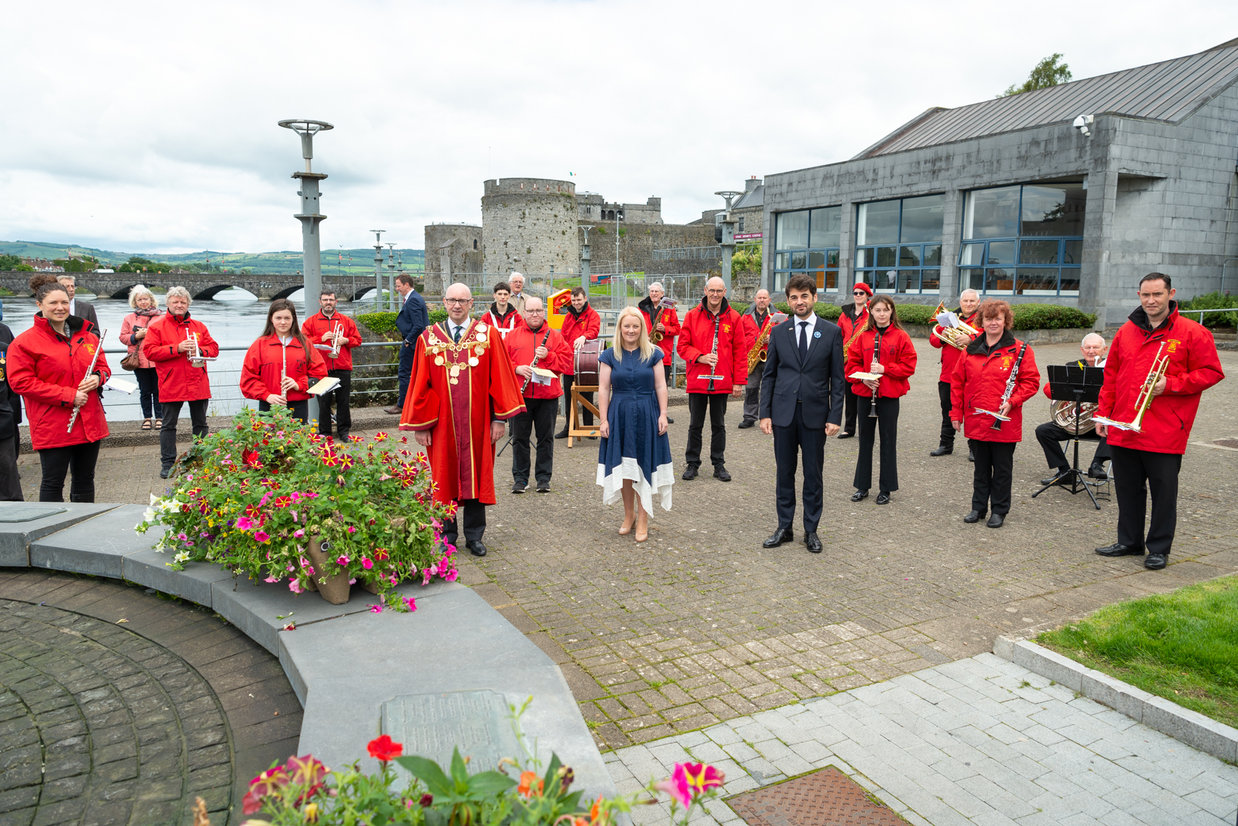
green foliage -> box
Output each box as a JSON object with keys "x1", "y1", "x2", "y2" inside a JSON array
[
  {"x1": 53, "y1": 256, "x2": 98, "y2": 273},
  {"x1": 118, "y1": 256, "x2": 172, "y2": 273},
  {"x1": 893, "y1": 304, "x2": 939, "y2": 326},
  {"x1": 1038, "y1": 576, "x2": 1238, "y2": 729},
  {"x1": 0, "y1": 253, "x2": 22, "y2": 270},
  {"x1": 1010, "y1": 303, "x2": 1095, "y2": 330},
  {"x1": 730, "y1": 243, "x2": 762, "y2": 276},
  {"x1": 15, "y1": 264, "x2": 33, "y2": 272},
  {"x1": 358, "y1": 311, "x2": 400, "y2": 338},
  {"x1": 1178, "y1": 291, "x2": 1238, "y2": 329},
  {"x1": 772, "y1": 301, "x2": 842, "y2": 321},
  {"x1": 1002, "y1": 53, "x2": 1072, "y2": 96}
]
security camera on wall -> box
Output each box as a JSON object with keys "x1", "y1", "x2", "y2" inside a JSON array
[{"x1": 1073, "y1": 114, "x2": 1094, "y2": 137}]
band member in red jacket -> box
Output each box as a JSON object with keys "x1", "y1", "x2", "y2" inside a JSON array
[
  {"x1": 143, "y1": 286, "x2": 218, "y2": 478},
  {"x1": 845, "y1": 295, "x2": 918, "y2": 505},
  {"x1": 951, "y1": 300, "x2": 1040, "y2": 528},
  {"x1": 241, "y1": 299, "x2": 327, "y2": 424},
  {"x1": 482, "y1": 281, "x2": 523, "y2": 340},
  {"x1": 302, "y1": 290, "x2": 363, "y2": 442},
  {"x1": 836, "y1": 282, "x2": 872, "y2": 438},
  {"x1": 505, "y1": 297, "x2": 574, "y2": 493},
  {"x1": 1094, "y1": 273, "x2": 1224, "y2": 569},
  {"x1": 639, "y1": 282, "x2": 680, "y2": 421},
  {"x1": 556, "y1": 287, "x2": 601, "y2": 438},
  {"x1": 677, "y1": 277, "x2": 747, "y2": 482},
  {"x1": 928, "y1": 289, "x2": 980, "y2": 457},
  {"x1": 8, "y1": 277, "x2": 111, "y2": 502},
  {"x1": 739, "y1": 288, "x2": 775, "y2": 428}
]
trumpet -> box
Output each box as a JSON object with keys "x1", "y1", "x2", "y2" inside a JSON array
[
  {"x1": 328, "y1": 322, "x2": 344, "y2": 359},
  {"x1": 187, "y1": 331, "x2": 216, "y2": 367},
  {"x1": 1093, "y1": 342, "x2": 1169, "y2": 433},
  {"x1": 747, "y1": 312, "x2": 788, "y2": 372}
]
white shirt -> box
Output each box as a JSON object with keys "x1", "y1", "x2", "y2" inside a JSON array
[{"x1": 795, "y1": 313, "x2": 819, "y2": 347}]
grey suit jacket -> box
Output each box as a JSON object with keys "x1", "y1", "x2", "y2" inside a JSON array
[
  {"x1": 758, "y1": 316, "x2": 845, "y2": 429},
  {"x1": 72, "y1": 299, "x2": 99, "y2": 330}
]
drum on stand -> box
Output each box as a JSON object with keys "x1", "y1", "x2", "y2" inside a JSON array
[
  {"x1": 568, "y1": 340, "x2": 603, "y2": 447},
  {"x1": 574, "y1": 339, "x2": 603, "y2": 387}
]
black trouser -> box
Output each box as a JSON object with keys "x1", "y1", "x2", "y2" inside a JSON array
[
  {"x1": 560, "y1": 374, "x2": 593, "y2": 427},
  {"x1": 742, "y1": 365, "x2": 762, "y2": 423},
  {"x1": 1035, "y1": 422, "x2": 1110, "y2": 472},
  {"x1": 853, "y1": 396, "x2": 900, "y2": 493},
  {"x1": 773, "y1": 403, "x2": 826, "y2": 533},
  {"x1": 1110, "y1": 445, "x2": 1181, "y2": 556},
  {"x1": 397, "y1": 339, "x2": 415, "y2": 407},
  {"x1": 317, "y1": 369, "x2": 352, "y2": 439},
  {"x1": 160, "y1": 399, "x2": 209, "y2": 470},
  {"x1": 936, "y1": 381, "x2": 955, "y2": 447},
  {"x1": 969, "y1": 439, "x2": 1015, "y2": 516},
  {"x1": 38, "y1": 441, "x2": 101, "y2": 503},
  {"x1": 842, "y1": 385, "x2": 859, "y2": 435},
  {"x1": 686, "y1": 393, "x2": 728, "y2": 469},
  {"x1": 259, "y1": 400, "x2": 309, "y2": 423},
  {"x1": 0, "y1": 435, "x2": 22, "y2": 501},
  {"x1": 443, "y1": 498, "x2": 486, "y2": 545},
  {"x1": 135, "y1": 366, "x2": 160, "y2": 419},
  {"x1": 511, "y1": 397, "x2": 558, "y2": 487}
]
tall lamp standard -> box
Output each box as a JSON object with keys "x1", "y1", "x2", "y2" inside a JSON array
[
  {"x1": 386, "y1": 243, "x2": 398, "y2": 311},
  {"x1": 371, "y1": 229, "x2": 386, "y2": 311},
  {"x1": 715, "y1": 190, "x2": 742, "y2": 293},
  {"x1": 277, "y1": 118, "x2": 333, "y2": 316}
]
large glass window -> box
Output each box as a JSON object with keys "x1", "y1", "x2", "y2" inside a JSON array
[
  {"x1": 855, "y1": 194, "x2": 944, "y2": 294},
  {"x1": 773, "y1": 207, "x2": 841, "y2": 292},
  {"x1": 959, "y1": 183, "x2": 1084, "y2": 296}
]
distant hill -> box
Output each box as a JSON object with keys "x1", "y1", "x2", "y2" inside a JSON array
[{"x1": 0, "y1": 240, "x2": 424, "y2": 277}]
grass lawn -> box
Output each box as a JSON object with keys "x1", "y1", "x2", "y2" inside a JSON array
[{"x1": 1036, "y1": 576, "x2": 1238, "y2": 730}]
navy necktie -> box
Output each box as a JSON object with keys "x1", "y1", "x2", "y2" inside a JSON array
[{"x1": 798, "y1": 321, "x2": 808, "y2": 360}]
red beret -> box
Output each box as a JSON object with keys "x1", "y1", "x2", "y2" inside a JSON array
[{"x1": 853, "y1": 282, "x2": 874, "y2": 296}]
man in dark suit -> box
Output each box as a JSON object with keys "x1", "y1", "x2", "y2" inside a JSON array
[
  {"x1": 386, "y1": 273, "x2": 429, "y2": 414},
  {"x1": 57, "y1": 275, "x2": 98, "y2": 329},
  {"x1": 758, "y1": 274, "x2": 845, "y2": 553}
]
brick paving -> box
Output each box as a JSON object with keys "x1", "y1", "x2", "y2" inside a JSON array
[{"x1": 0, "y1": 572, "x2": 302, "y2": 826}]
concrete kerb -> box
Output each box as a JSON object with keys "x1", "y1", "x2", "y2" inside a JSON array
[
  {"x1": 993, "y1": 635, "x2": 1238, "y2": 764},
  {"x1": 0, "y1": 501, "x2": 618, "y2": 804}
]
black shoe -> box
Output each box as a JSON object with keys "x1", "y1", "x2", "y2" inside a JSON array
[
  {"x1": 963, "y1": 510, "x2": 985, "y2": 523},
  {"x1": 762, "y1": 527, "x2": 793, "y2": 548},
  {"x1": 875, "y1": 491, "x2": 891, "y2": 505},
  {"x1": 159, "y1": 467, "x2": 172, "y2": 479},
  {"x1": 851, "y1": 489, "x2": 869, "y2": 502},
  {"x1": 737, "y1": 420, "x2": 755, "y2": 429},
  {"x1": 383, "y1": 405, "x2": 402, "y2": 415},
  {"x1": 1087, "y1": 463, "x2": 1108, "y2": 480},
  {"x1": 682, "y1": 465, "x2": 698, "y2": 481},
  {"x1": 804, "y1": 532, "x2": 823, "y2": 553},
  {"x1": 1041, "y1": 469, "x2": 1071, "y2": 486},
  {"x1": 512, "y1": 484, "x2": 526, "y2": 494},
  {"x1": 337, "y1": 432, "x2": 350, "y2": 442},
  {"x1": 968, "y1": 448, "x2": 975, "y2": 462},
  {"x1": 666, "y1": 417, "x2": 674, "y2": 424},
  {"x1": 713, "y1": 466, "x2": 731, "y2": 482},
  {"x1": 930, "y1": 444, "x2": 953, "y2": 457},
  {"x1": 1144, "y1": 553, "x2": 1168, "y2": 570},
  {"x1": 837, "y1": 431, "x2": 854, "y2": 439},
  {"x1": 1095, "y1": 543, "x2": 1143, "y2": 557},
  {"x1": 986, "y1": 513, "x2": 1005, "y2": 528},
  {"x1": 536, "y1": 484, "x2": 550, "y2": 493},
  {"x1": 466, "y1": 540, "x2": 487, "y2": 557},
  {"x1": 554, "y1": 430, "x2": 569, "y2": 439}
]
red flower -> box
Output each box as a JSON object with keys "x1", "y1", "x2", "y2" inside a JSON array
[
  {"x1": 517, "y1": 770, "x2": 543, "y2": 798},
  {"x1": 242, "y1": 449, "x2": 263, "y2": 469},
  {"x1": 367, "y1": 734, "x2": 404, "y2": 762}
]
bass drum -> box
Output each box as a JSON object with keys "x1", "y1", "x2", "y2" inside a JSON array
[{"x1": 574, "y1": 339, "x2": 603, "y2": 387}]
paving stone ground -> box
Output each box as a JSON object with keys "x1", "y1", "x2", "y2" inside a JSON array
[{"x1": 0, "y1": 572, "x2": 303, "y2": 826}]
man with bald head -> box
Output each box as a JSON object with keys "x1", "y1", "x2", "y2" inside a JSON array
[
  {"x1": 400, "y1": 283, "x2": 525, "y2": 557},
  {"x1": 1035, "y1": 332, "x2": 1112, "y2": 484},
  {"x1": 677, "y1": 277, "x2": 748, "y2": 481},
  {"x1": 739, "y1": 288, "x2": 774, "y2": 428},
  {"x1": 504, "y1": 297, "x2": 573, "y2": 493},
  {"x1": 928, "y1": 288, "x2": 981, "y2": 457}
]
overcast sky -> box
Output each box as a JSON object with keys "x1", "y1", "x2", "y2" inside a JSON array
[{"x1": 3, "y1": 1, "x2": 1235, "y2": 257}]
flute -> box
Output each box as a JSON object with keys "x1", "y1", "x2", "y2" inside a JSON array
[{"x1": 67, "y1": 328, "x2": 107, "y2": 433}]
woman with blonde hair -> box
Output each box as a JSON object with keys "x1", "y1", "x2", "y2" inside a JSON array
[
  {"x1": 119, "y1": 284, "x2": 163, "y2": 430},
  {"x1": 596, "y1": 306, "x2": 673, "y2": 541}
]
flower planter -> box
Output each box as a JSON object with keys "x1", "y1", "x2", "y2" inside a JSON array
[{"x1": 304, "y1": 537, "x2": 352, "y2": 605}]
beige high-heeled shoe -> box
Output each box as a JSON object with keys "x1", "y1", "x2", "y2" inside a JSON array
[
  {"x1": 635, "y1": 512, "x2": 649, "y2": 542},
  {"x1": 619, "y1": 512, "x2": 635, "y2": 536}
]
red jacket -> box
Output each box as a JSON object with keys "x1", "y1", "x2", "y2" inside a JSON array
[
  {"x1": 740, "y1": 307, "x2": 777, "y2": 355},
  {"x1": 142, "y1": 312, "x2": 217, "y2": 403},
  {"x1": 505, "y1": 323, "x2": 574, "y2": 400},
  {"x1": 1098, "y1": 305, "x2": 1224, "y2": 454},
  {"x1": 928, "y1": 310, "x2": 980, "y2": 383},
  {"x1": 8, "y1": 315, "x2": 111, "y2": 450},
  {"x1": 639, "y1": 297, "x2": 680, "y2": 366},
  {"x1": 560, "y1": 303, "x2": 600, "y2": 347},
  {"x1": 838, "y1": 305, "x2": 869, "y2": 347},
  {"x1": 677, "y1": 299, "x2": 748, "y2": 394},
  {"x1": 482, "y1": 304, "x2": 524, "y2": 340},
  {"x1": 302, "y1": 311, "x2": 363, "y2": 372},
  {"x1": 950, "y1": 332, "x2": 1040, "y2": 443},
  {"x1": 845, "y1": 326, "x2": 918, "y2": 398},
  {"x1": 241, "y1": 334, "x2": 328, "y2": 403}
]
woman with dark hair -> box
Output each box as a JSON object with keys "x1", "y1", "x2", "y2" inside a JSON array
[
  {"x1": 7, "y1": 277, "x2": 111, "y2": 502},
  {"x1": 241, "y1": 298, "x2": 327, "y2": 423},
  {"x1": 844, "y1": 295, "x2": 917, "y2": 505},
  {"x1": 950, "y1": 299, "x2": 1040, "y2": 528}
]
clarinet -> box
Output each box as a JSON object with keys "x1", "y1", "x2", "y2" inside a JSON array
[
  {"x1": 704, "y1": 315, "x2": 722, "y2": 392},
  {"x1": 868, "y1": 327, "x2": 882, "y2": 419},
  {"x1": 989, "y1": 342, "x2": 1028, "y2": 430},
  {"x1": 521, "y1": 329, "x2": 551, "y2": 395}
]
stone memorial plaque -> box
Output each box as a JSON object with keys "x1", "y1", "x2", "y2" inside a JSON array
[
  {"x1": 381, "y1": 689, "x2": 521, "y2": 771},
  {"x1": 0, "y1": 505, "x2": 68, "y2": 523}
]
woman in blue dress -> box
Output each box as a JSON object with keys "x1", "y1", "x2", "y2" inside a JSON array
[{"x1": 597, "y1": 307, "x2": 673, "y2": 541}]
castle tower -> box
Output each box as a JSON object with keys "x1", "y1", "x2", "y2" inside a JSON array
[
  {"x1": 424, "y1": 223, "x2": 482, "y2": 296},
  {"x1": 481, "y1": 178, "x2": 579, "y2": 284}
]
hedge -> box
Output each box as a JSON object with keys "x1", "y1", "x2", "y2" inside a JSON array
[
  {"x1": 1179, "y1": 291, "x2": 1238, "y2": 329},
  {"x1": 357, "y1": 308, "x2": 449, "y2": 340}
]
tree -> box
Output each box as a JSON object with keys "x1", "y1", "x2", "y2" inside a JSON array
[
  {"x1": 1001, "y1": 53, "x2": 1071, "y2": 97},
  {"x1": 0, "y1": 254, "x2": 22, "y2": 270}
]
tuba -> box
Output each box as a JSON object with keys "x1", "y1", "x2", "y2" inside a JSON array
[{"x1": 1050, "y1": 400, "x2": 1098, "y2": 435}]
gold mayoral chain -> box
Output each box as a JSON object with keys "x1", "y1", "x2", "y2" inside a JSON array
[{"x1": 426, "y1": 322, "x2": 490, "y2": 385}]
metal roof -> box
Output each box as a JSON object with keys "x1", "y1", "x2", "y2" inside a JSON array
[{"x1": 854, "y1": 40, "x2": 1238, "y2": 159}]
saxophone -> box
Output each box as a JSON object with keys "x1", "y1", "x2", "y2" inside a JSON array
[{"x1": 746, "y1": 312, "x2": 787, "y2": 372}]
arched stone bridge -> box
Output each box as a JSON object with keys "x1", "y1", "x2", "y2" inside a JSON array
[{"x1": 0, "y1": 271, "x2": 388, "y2": 301}]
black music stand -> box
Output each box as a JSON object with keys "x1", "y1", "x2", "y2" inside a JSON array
[{"x1": 1032, "y1": 365, "x2": 1106, "y2": 509}]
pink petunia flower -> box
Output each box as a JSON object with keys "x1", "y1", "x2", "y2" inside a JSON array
[
  {"x1": 235, "y1": 516, "x2": 255, "y2": 531},
  {"x1": 361, "y1": 558, "x2": 373, "y2": 570},
  {"x1": 655, "y1": 762, "x2": 725, "y2": 809},
  {"x1": 404, "y1": 597, "x2": 417, "y2": 612},
  {"x1": 254, "y1": 531, "x2": 270, "y2": 543},
  {"x1": 369, "y1": 604, "x2": 383, "y2": 613},
  {"x1": 336, "y1": 555, "x2": 349, "y2": 566},
  {"x1": 289, "y1": 580, "x2": 303, "y2": 594}
]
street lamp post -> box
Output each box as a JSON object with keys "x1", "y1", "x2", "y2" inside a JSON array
[
  {"x1": 715, "y1": 190, "x2": 742, "y2": 294},
  {"x1": 277, "y1": 118, "x2": 333, "y2": 316},
  {"x1": 371, "y1": 230, "x2": 385, "y2": 311},
  {"x1": 387, "y1": 243, "x2": 397, "y2": 312}
]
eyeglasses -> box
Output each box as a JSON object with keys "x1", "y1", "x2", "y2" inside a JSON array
[
  {"x1": 444, "y1": 298, "x2": 472, "y2": 305},
  {"x1": 853, "y1": 291, "x2": 866, "y2": 296}
]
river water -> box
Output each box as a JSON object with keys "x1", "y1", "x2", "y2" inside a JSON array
[{"x1": 2, "y1": 290, "x2": 393, "y2": 421}]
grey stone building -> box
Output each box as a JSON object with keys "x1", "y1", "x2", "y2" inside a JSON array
[
  {"x1": 423, "y1": 223, "x2": 482, "y2": 296},
  {"x1": 762, "y1": 40, "x2": 1238, "y2": 325}
]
